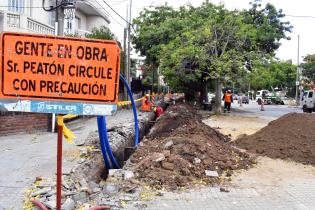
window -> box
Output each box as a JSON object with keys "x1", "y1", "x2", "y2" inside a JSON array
[
  {"x1": 75, "y1": 17, "x2": 80, "y2": 30},
  {"x1": 67, "y1": 20, "x2": 72, "y2": 31},
  {"x1": 308, "y1": 92, "x2": 313, "y2": 98},
  {"x1": 64, "y1": 19, "x2": 75, "y2": 35},
  {"x1": 8, "y1": 0, "x2": 24, "y2": 13}
]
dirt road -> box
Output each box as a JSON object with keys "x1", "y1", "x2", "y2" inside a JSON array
[{"x1": 203, "y1": 115, "x2": 269, "y2": 140}]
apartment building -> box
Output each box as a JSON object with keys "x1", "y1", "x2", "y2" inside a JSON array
[{"x1": 0, "y1": 0, "x2": 110, "y2": 36}]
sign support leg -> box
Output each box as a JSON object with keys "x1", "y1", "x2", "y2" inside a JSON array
[{"x1": 57, "y1": 124, "x2": 63, "y2": 210}]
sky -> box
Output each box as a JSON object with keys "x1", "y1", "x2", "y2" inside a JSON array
[{"x1": 103, "y1": 0, "x2": 315, "y2": 64}]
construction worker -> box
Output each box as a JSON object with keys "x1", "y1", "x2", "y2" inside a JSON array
[
  {"x1": 222, "y1": 90, "x2": 233, "y2": 113},
  {"x1": 257, "y1": 98, "x2": 265, "y2": 111},
  {"x1": 141, "y1": 94, "x2": 152, "y2": 112}
]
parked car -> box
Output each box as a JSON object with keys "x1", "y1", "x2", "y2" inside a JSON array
[
  {"x1": 302, "y1": 90, "x2": 315, "y2": 113},
  {"x1": 256, "y1": 90, "x2": 269, "y2": 101},
  {"x1": 242, "y1": 96, "x2": 249, "y2": 104}
]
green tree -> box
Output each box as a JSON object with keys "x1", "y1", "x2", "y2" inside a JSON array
[
  {"x1": 249, "y1": 60, "x2": 296, "y2": 96},
  {"x1": 242, "y1": 1, "x2": 292, "y2": 55},
  {"x1": 133, "y1": 1, "x2": 291, "y2": 112},
  {"x1": 86, "y1": 26, "x2": 126, "y2": 76},
  {"x1": 132, "y1": 6, "x2": 184, "y2": 89},
  {"x1": 86, "y1": 26, "x2": 117, "y2": 40},
  {"x1": 301, "y1": 54, "x2": 315, "y2": 83}
]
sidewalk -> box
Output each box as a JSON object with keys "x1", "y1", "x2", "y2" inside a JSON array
[
  {"x1": 126, "y1": 177, "x2": 315, "y2": 210},
  {"x1": 0, "y1": 109, "x2": 136, "y2": 209}
]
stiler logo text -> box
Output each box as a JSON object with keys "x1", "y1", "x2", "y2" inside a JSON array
[{"x1": 37, "y1": 102, "x2": 77, "y2": 112}]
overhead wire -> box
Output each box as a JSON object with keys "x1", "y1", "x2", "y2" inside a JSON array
[
  {"x1": 286, "y1": 14, "x2": 315, "y2": 19},
  {"x1": 101, "y1": 0, "x2": 131, "y2": 26},
  {"x1": 85, "y1": 0, "x2": 126, "y2": 28},
  {"x1": 42, "y1": 0, "x2": 65, "y2": 11}
]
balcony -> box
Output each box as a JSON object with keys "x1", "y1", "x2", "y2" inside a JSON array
[
  {"x1": 0, "y1": 11, "x2": 55, "y2": 35},
  {"x1": 75, "y1": 29, "x2": 92, "y2": 37},
  {"x1": 27, "y1": 17, "x2": 55, "y2": 35}
]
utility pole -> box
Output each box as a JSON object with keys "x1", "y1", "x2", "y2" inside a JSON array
[
  {"x1": 127, "y1": 0, "x2": 132, "y2": 91},
  {"x1": 123, "y1": 27, "x2": 128, "y2": 100},
  {"x1": 295, "y1": 34, "x2": 300, "y2": 106},
  {"x1": 248, "y1": 83, "x2": 250, "y2": 100},
  {"x1": 123, "y1": 4, "x2": 128, "y2": 100}
]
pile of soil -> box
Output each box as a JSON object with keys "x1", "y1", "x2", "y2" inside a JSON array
[
  {"x1": 235, "y1": 113, "x2": 315, "y2": 166},
  {"x1": 128, "y1": 103, "x2": 253, "y2": 190}
]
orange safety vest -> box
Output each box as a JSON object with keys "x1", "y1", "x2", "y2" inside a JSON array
[{"x1": 224, "y1": 93, "x2": 232, "y2": 103}]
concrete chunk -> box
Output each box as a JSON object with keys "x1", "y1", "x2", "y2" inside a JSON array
[
  {"x1": 164, "y1": 140, "x2": 174, "y2": 149},
  {"x1": 205, "y1": 170, "x2": 219, "y2": 177}
]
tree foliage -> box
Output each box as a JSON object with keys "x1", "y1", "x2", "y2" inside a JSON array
[
  {"x1": 249, "y1": 60, "x2": 296, "y2": 91},
  {"x1": 86, "y1": 26, "x2": 117, "y2": 40},
  {"x1": 133, "y1": 1, "x2": 292, "y2": 103},
  {"x1": 301, "y1": 54, "x2": 315, "y2": 83},
  {"x1": 86, "y1": 26, "x2": 126, "y2": 74}
]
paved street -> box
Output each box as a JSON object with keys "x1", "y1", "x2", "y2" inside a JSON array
[
  {"x1": 0, "y1": 110, "x2": 136, "y2": 210},
  {"x1": 231, "y1": 100, "x2": 302, "y2": 120}
]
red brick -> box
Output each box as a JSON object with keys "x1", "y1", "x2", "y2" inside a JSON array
[{"x1": 0, "y1": 112, "x2": 50, "y2": 135}]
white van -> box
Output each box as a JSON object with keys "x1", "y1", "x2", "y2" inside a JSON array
[
  {"x1": 256, "y1": 90, "x2": 269, "y2": 101},
  {"x1": 302, "y1": 90, "x2": 315, "y2": 113}
]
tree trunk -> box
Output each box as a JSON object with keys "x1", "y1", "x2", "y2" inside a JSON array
[
  {"x1": 215, "y1": 79, "x2": 222, "y2": 114},
  {"x1": 199, "y1": 81, "x2": 208, "y2": 104}
]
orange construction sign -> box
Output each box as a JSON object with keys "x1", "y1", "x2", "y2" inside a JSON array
[{"x1": 0, "y1": 32, "x2": 120, "y2": 104}]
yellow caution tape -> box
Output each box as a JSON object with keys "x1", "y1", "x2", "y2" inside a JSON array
[
  {"x1": 57, "y1": 114, "x2": 78, "y2": 144},
  {"x1": 117, "y1": 93, "x2": 164, "y2": 106},
  {"x1": 117, "y1": 97, "x2": 144, "y2": 106}
]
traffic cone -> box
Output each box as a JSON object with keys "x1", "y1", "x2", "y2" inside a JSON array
[{"x1": 141, "y1": 95, "x2": 152, "y2": 112}]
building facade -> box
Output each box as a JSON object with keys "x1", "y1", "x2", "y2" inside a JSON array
[{"x1": 0, "y1": 0, "x2": 110, "y2": 36}]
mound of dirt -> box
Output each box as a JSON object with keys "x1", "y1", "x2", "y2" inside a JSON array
[
  {"x1": 128, "y1": 103, "x2": 253, "y2": 190},
  {"x1": 235, "y1": 113, "x2": 315, "y2": 166}
]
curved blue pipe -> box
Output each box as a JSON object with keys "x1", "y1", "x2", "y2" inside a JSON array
[
  {"x1": 97, "y1": 74, "x2": 139, "y2": 169},
  {"x1": 99, "y1": 116, "x2": 120, "y2": 169},
  {"x1": 97, "y1": 117, "x2": 111, "y2": 169},
  {"x1": 119, "y1": 74, "x2": 139, "y2": 146}
]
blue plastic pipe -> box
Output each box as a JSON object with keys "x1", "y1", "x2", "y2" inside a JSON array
[
  {"x1": 99, "y1": 116, "x2": 120, "y2": 169},
  {"x1": 97, "y1": 117, "x2": 111, "y2": 169},
  {"x1": 97, "y1": 74, "x2": 139, "y2": 169},
  {"x1": 119, "y1": 74, "x2": 139, "y2": 146}
]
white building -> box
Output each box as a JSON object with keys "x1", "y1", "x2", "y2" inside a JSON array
[
  {"x1": 135, "y1": 57, "x2": 145, "y2": 78},
  {"x1": 0, "y1": 0, "x2": 110, "y2": 36}
]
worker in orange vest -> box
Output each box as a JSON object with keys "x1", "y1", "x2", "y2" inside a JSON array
[
  {"x1": 222, "y1": 90, "x2": 233, "y2": 113},
  {"x1": 141, "y1": 94, "x2": 152, "y2": 112}
]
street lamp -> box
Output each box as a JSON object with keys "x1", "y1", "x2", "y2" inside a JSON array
[{"x1": 295, "y1": 34, "x2": 300, "y2": 106}]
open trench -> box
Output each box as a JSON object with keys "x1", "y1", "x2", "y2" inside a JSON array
[
  {"x1": 70, "y1": 98, "x2": 170, "y2": 183},
  {"x1": 107, "y1": 100, "x2": 169, "y2": 176}
]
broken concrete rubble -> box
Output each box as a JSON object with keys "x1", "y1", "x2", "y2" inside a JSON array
[
  {"x1": 152, "y1": 152, "x2": 165, "y2": 162},
  {"x1": 164, "y1": 140, "x2": 174, "y2": 149},
  {"x1": 205, "y1": 170, "x2": 219, "y2": 177},
  {"x1": 124, "y1": 170, "x2": 135, "y2": 180},
  {"x1": 103, "y1": 183, "x2": 120, "y2": 195},
  {"x1": 61, "y1": 198, "x2": 75, "y2": 210},
  {"x1": 23, "y1": 98, "x2": 172, "y2": 208}
]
